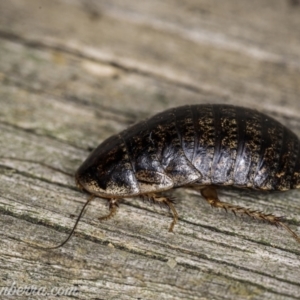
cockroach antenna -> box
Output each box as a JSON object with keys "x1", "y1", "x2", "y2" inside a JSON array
[
  {"x1": 0, "y1": 157, "x2": 96, "y2": 249},
  {"x1": 26, "y1": 195, "x2": 95, "y2": 250}
]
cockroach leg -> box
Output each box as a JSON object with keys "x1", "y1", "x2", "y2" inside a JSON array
[
  {"x1": 199, "y1": 186, "x2": 280, "y2": 224},
  {"x1": 146, "y1": 193, "x2": 179, "y2": 232},
  {"x1": 98, "y1": 198, "x2": 120, "y2": 221},
  {"x1": 198, "y1": 186, "x2": 300, "y2": 243}
]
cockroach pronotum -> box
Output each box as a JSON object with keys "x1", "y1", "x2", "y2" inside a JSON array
[{"x1": 42, "y1": 104, "x2": 300, "y2": 249}]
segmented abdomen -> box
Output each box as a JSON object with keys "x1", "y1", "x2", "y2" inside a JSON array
[{"x1": 121, "y1": 104, "x2": 300, "y2": 191}]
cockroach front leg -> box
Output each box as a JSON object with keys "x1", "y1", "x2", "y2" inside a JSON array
[
  {"x1": 98, "y1": 198, "x2": 120, "y2": 221},
  {"x1": 145, "y1": 193, "x2": 179, "y2": 232}
]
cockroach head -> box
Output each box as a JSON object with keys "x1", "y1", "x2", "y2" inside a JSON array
[{"x1": 75, "y1": 134, "x2": 140, "y2": 198}]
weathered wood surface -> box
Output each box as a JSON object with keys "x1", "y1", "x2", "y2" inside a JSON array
[{"x1": 1, "y1": 0, "x2": 300, "y2": 299}]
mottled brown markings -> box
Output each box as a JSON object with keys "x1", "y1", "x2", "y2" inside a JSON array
[
  {"x1": 292, "y1": 139, "x2": 300, "y2": 188},
  {"x1": 268, "y1": 122, "x2": 284, "y2": 188},
  {"x1": 275, "y1": 125, "x2": 290, "y2": 190},
  {"x1": 192, "y1": 105, "x2": 215, "y2": 184},
  {"x1": 282, "y1": 134, "x2": 298, "y2": 190},
  {"x1": 211, "y1": 105, "x2": 221, "y2": 183},
  {"x1": 214, "y1": 105, "x2": 238, "y2": 185},
  {"x1": 150, "y1": 120, "x2": 165, "y2": 167},
  {"x1": 246, "y1": 111, "x2": 263, "y2": 187},
  {"x1": 173, "y1": 106, "x2": 194, "y2": 162},
  {"x1": 144, "y1": 109, "x2": 194, "y2": 187},
  {"x1": 190, "y1": 104, "x2": 199, "y2": 166},
  {"x1": 227, "y1": 108, "x2": 239, "y2": 182},
  {"x1": 143, "y1": 119, "x2": 165, "y2": 175},
  {"x1": 254, "y1": 116, "x2": 287, "y2": 190},
  {"x1": 172, "y1": 107, "x2": 202, "y2": 181},
  {"x1": 233, "y1": 107, "x2": 246, "y2": 186}
]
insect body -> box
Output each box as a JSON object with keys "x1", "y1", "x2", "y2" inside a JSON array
[
  {"x1": 77, "y1": 104, "x2": 300, "y2": 192},
  {"x1": 52, "y1": 104, "x2": 300, "y2": 248}
]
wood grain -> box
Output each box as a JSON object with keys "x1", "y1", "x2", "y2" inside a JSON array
[{"x1": 0, "y1": 0, "x2": 300, "y2": 299}]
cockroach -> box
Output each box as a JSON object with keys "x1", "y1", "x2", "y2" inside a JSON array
[{"x1": 44, "y1": 104, "x2": 300, "y2": 249}]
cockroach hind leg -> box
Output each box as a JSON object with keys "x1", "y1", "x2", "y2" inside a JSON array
[
  {"x1": 145, "y1": 193, "x2": 179, "y2": 232},
  {"x1": 98, "y1": 198, "x2": 120, "y2": 221},
  {"x1": 198, "y1": 186, "x2": 300, "y2": 244}
]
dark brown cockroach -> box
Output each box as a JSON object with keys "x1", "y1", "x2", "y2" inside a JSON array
[{"x1": 46, "y1": 104, "x2": 300, "y2": 249}]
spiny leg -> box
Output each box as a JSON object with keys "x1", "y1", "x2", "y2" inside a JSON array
[
  {"x1": 200, "y1": 186, "x2": 282, "y2": 224},
  {"x1": 199, "y1": 186, "x2": 300, "y2": 244},
  {"x1": 98, "y1": 198, "x2": 120, "y2": 221},
  {"x1": 146, "y1": 193, "x2": 179, "y2": 232}
]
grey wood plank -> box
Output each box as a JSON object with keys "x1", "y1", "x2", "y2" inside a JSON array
[{"x1": 0, "y1": 0, "x2": 300, "y2": 299}]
